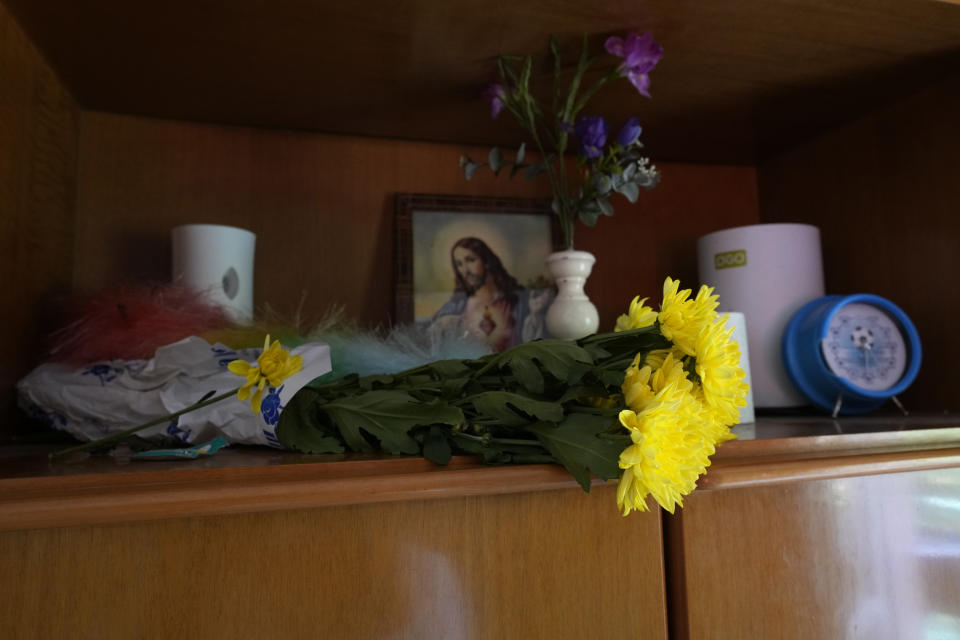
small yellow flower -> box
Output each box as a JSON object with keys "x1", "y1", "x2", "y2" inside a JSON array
[
  {"x1": 227, "y1": 335, "x2": 303, "y2": 413},
  {"x1": 615, "y1": 296, "x2": 657, "y2": 332}
]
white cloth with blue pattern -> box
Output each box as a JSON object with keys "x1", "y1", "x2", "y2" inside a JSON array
[{"x1": 16, "y1": 336, "x2": 332, "y2": 448}]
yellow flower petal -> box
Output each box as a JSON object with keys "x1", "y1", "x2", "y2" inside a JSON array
[
  {"x1": 250, "y1": 387, "x2": 264, "y2": 413},
  {"x1": 227, "y1": 360, "x2": 251, "y2": 376},
  {"x1": 228, "y1": 335, "x2": 302, "y2": 415}
]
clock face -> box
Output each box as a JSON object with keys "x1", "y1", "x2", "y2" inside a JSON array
[{"x1": 820, "y1": 303, "x2": 908, "y2": 391}]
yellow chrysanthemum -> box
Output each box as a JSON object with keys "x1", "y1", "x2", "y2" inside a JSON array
[
  {"x1": 657, "y1": 277, "x2": 720, "y2": 356},
  {"x1": 616, "y1": 354, "x2": 716, "y2": 515},
  {"x1": 227, "y1": 335, "x2": 303, "y2": 413},
  {"x1": 615, "y1": 296, "x2": 657, "y2": 332},
  {"x1": 694, "y1": 315, "x2": 749, "y2": 430}
]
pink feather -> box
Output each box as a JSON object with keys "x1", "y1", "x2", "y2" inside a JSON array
[{"x1": 46, "y1": 284, "x2": 234, "y2": 364}]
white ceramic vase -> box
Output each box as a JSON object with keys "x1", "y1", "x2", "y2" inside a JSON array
[{"x1": 544, "y1": 250, "x2": 599, "y2": 340}]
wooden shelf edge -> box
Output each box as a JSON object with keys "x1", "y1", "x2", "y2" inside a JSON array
[
  {"x1": 0, "y1": 462, "x2": 589, "y2": 532},
  {"x1": 699, "y1": 447, "x2": 960, "y2": 490}
]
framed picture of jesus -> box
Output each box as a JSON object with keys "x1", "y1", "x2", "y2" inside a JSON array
[{"x1": 395, "y1": 194, "x2": 561, "y2": 352}]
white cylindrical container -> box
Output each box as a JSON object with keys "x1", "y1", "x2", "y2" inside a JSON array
[
  {"x1": 172, "y1": 224, "x2": 256, "y2": 323},
  {"x1": 723, "y1": 312, "x2": 755, "y2": 424},
  {"x1": 697, "y1": 223, "x2": 824, "y2": 408}
]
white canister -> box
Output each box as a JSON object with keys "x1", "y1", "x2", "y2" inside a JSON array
[
  {"x1": 171, "y1": 224, "x2": 256, "y2": 323},
  {"x1": 723, "y1": 312, "x2": 755, "y2": 424},
  {"x1": 697, "y1": 223, "x2": 824, "y2": 408}
]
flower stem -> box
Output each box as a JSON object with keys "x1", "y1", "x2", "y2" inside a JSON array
[
  {"x1": 49, "y1": 388, "x2": 241, "y2": 460},
  {"x1": 452, "y1": 431, "x2": 545, "y2": 448}
]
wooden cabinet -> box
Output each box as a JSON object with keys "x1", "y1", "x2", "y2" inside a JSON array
[
  {"x1": 667, "y1": 417, "x2": 960, "y2": 639},
  {"x1": 0, "y1": 453, "x2": 669, "y2": 640},
  {"x1": 2, "y1": 1, "x2": 960, "y2": 637},
  {"x1": 2, "y1": 418, "x2": 960, "y2": 639}
]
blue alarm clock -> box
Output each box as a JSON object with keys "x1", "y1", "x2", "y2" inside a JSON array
[{"x1": 782, "y1": 294, "x2": 922, "y2": 415}]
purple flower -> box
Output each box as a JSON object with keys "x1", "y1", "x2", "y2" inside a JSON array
[
  {"x1": 482, "y1": 82, "x2": 507, "y2": 119},
  {"x1": 604, "y1": 32, "x2": 663, "y2": 97},
  {"x1": 615, "y1": 117, "x2": 642, "y2": 147},
  {"x1": 573, "y1": 116, "x2": 607, "y2": 160}
]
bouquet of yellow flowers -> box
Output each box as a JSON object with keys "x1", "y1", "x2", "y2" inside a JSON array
[{"x1": 279, "y1": 277, "x2": 748, "y2": 515}]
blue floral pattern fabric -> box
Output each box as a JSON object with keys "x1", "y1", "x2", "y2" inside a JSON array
[{"x1": 16, "y1": 336, "x2": 332, "y2": 448}]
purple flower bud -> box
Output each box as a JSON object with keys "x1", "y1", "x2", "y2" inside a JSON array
[
  {"x1": 604, "y1": 32, "x2": 663, "y2": 98},
  {"x1": 482, "y1": 82, "x2": 507, "y2": 119},
  {"x1": 615, "y1": 117, "x2": 642, "y2": 147},
  {"x1": 573, "y1": 115, "x2": 607, "y2": 160}
]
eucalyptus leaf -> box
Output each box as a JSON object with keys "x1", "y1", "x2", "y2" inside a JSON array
[
  {"x1": 488, "y1": 147, "x2": 503, "y2": 174},
  {"x1": 529, "y1": 413, "x2": 623, "y2": 491},
  {"x1": 323, "y1": 390, "x2": 463, "y2": 454},
  {"x1": 579, "y1": 208, "x2": 600, "y2": 227},
  {"x1": 597, "y1": 197, "x2": 614, "y2": 216},
  {"x1": 616, "y1": 181, "x2": 640, "y2": 203},
  {"x1": 516, "y1": 142, "x2": 526, "y2": 164},
  {"x1": 464, "y1": 162, "x2": 483, "y2": 181},
  {"x1": 525, "y1": 162, "x2": 545, "y2": 180},
  {"x1": 592, "y1": 173, "x2": 612, "y2": 195}
]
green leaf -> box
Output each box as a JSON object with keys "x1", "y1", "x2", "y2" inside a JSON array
[
  {"x1": 616, "y1": 181, "x2": 640, "y2": 203},
  {"x1": 592, "y1": 173, "x2": 612, "y2": 196},
  {"x1": 276, "y1": 389, "x2": 346, "y2": 454},
  {"x1": 489, "y1": 147, "x2": 503, "y2": 174},
  {"x1": 579, "y1": 208, "x2": 600, "y2": 227},
  {"x1": 597, "y1": 197, "x2": 614, "y2": 216},
  {"x1": 422, "y1": 426, "x2": 452, "y2": 465},
  {"x1": 358, "y1": 374, "x2": 394, "y2": 391},
  {"x1": 464, "y1": 162, "x2": 483, "y2": 181},
  {"x1": 529, "y1": 413, "x2": 623, "y2": 492},
  {"x1": 507, "y1": 355, "x2": 544, "y2": 394},
  {"x1": 492, "y1": 339, "x2": 594, "y2": 384},
  {"x1": 322, "y1": 390, "x2": 463, "y2": 454},
  {"x1": 558, "y1": 384, "x2": 610, "y2": 404},
  {"x1": 428, "y1": 359, "x2": 473, "y2": 378},
  {"x1": 469, "y1": 391, "x2": 564, "y2": 427},
  {"x1": 515, "y1": 142, "x2": 526, "y2": 164},
  {"x1": 525, "y1": 162, "x2": 545, "y2": 180}
]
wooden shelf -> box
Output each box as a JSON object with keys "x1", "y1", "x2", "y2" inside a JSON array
[
  {"x1": 2, "y1": 414, "x2": 957, "y2": 532},
  {"x1": 5, "y1": 0, "x2": 960, "y2": 163}
]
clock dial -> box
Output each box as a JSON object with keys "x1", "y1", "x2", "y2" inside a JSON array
[{"x1": 820, "y1": 303, "x2": 908, "y2": 391}]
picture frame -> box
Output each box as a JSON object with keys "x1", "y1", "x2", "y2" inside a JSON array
[{"x1": 395, "y1": 194, "x2": 562, "y2": 352}]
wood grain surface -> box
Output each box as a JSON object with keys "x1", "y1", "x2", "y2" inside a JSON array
[
  {"x1": 667, "y1": 465, "x2": 960, "y2": 639},
  {"x1": 758, "y1": 74, "x2": 960, "y2": 413},
  {"x1": 5, "y1": 0, "x2": 960, "y2": 163},
  {"x1": 71, "y1": 111, "x2": 759, "y2": 331},
  {"x1": 0, "y1": 3, "x2": 78, "y2": 441},
  {"x1": 0, "y1": 485, "x2": 667, "y2": 640}
]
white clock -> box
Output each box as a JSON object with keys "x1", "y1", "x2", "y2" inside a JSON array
[{"x1": 782, "y1": 294, "x2": 921, "y2": 415}]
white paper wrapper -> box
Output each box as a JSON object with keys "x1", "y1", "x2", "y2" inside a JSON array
[{"x1": 17, "y1": 336, "x2": 331, "y2": 448}]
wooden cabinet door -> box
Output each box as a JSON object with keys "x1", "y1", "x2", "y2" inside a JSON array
[{"x1": 667, "y1": 468, "x2": 960, "y2": 639}]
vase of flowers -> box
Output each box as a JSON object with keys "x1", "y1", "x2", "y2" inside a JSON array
[{"x1": 462, "y1": 32, "x2": 663, "y2": 339}]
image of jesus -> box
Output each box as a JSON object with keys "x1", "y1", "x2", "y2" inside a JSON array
[{"x1": 428, "y1": 237, "x2": 553, "y2": 352}]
